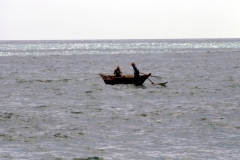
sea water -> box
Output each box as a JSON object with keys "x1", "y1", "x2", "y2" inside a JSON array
[{"x1": 0, "y1": 39, "x2": 240, "y2": 159}]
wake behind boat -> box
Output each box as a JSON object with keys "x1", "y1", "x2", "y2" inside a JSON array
[{"x1": 99, "y1": 73, "x2": 151, "y2": 85}]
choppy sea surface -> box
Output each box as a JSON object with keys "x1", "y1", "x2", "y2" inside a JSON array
[{"x1": 0, "y1": 39, "x2": 240, "y2": 160}]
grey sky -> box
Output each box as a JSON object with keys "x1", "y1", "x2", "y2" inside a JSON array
[{"x1": 1, "y1": 0, "x2": 240, "y2": 40}]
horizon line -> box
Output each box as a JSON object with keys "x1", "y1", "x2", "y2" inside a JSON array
[{"x1": 1, "y1": 38, "x2": 240, "y2": 41}]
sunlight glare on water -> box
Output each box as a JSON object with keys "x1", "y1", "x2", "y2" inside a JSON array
[{"x1": 1, "y1": 39, "x2": 240, "y2": 56}]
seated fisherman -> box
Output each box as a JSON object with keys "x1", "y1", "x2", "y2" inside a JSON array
[{"x1": 114, "y1": 66, "x2": 123, "y2": 77}]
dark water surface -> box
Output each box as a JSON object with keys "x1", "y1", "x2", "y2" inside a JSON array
[{"x1": 0, "y1": 52, "x2": 239, "y2": 159}]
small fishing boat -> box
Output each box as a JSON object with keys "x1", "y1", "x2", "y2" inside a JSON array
[{"x1": 99, "y1": 73, "x2": 151, "y2": 85}]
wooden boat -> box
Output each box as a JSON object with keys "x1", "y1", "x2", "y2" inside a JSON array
[{"x1": 99, "y1": 73, "x2": 151, "y2": 85}]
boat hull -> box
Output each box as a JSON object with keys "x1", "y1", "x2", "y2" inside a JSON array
[{"x1": 99, "y1": 73, "x2": 151, "y2": 85}]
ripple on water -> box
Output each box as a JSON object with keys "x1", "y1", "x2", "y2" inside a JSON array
[{"x1": 0, "y1": 53, "x2": 240, "y2": 159}]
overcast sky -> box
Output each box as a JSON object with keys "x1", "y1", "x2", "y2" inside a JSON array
[{"x1": 1, "y1": 0, "x2": 240, "y2": 40}]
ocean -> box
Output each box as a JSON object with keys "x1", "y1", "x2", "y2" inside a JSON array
[{"x1": 0, "y1": 39, "x2": 240, "y2": 160}]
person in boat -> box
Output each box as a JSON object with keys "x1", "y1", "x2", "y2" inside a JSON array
[
  {"x1": 131, "y1": 62, "x2": 139, "y2": 79},
  {"x1": 114, "y1": 66, "x2": 123, "y2": 77}
]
